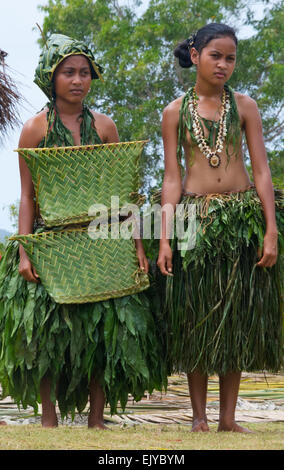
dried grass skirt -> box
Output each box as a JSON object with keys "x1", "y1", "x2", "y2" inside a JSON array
[{"x1": 165, "y1": 188, "x2": 283, "y2": 376}]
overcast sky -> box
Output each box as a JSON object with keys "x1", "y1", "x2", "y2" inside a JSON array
[
  {"x1": 0, "y1": 0, "x2": 266, "y2": 231},
  {"x1": 1, "y1": 0, "x2": 46, "y2": 231}
]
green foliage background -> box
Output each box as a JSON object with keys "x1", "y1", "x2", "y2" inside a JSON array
[{"x1": 37, "y1": 0, "x2": 284, "y2": 192}]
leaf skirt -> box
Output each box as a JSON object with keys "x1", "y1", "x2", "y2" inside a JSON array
[
  {"x1": 165, "y1": 188, "x2": 284, "y2": 376},
  {"x1": 0, "y1": 238, "x2": 167, "y2": 418}
]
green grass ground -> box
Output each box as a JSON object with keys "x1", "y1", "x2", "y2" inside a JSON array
[{"x1": 0, "y1": 422, "x2": 283, "y2": 450}]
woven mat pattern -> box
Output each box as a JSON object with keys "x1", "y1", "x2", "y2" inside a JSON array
[
  {"x1": 17, "y1": 141, "x2": 147, "y2": 227},
  {"x1": 12, "y1": 227, "x2": 149, "y2": 304}
]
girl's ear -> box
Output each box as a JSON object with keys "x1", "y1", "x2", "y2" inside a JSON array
[{"x1": 190, "y1": 47, "x2": 199, "y2": 66}]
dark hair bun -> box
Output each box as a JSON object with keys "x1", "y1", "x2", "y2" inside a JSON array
[
  {"x1": 174, "y1": 23, "x2": 238, "y2": 70},
  {"x1": 174, "y1": 39, "x2": 193, "y2": 68}
]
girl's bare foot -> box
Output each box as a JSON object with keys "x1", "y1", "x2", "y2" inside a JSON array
[
  {"x1": 218, "y1": 421, "x2": 253, "y2": 433},
  {"x1": 191, "y1": 418, "x2": 210, "y2": 432},
  {"x1": 88, "y1": 378, "x2": 108, "y2": 429},
  {"x1": 41, "y1": 412, "x2": 58, "y2": 428},
  {"x1": 88, "y1": 417, "x2": 109, "y2": 430}
]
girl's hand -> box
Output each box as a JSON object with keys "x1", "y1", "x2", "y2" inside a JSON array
[
  {"x1": 19, "y1": 252, "x2": 40, "y2": 283},
  {"x1": 257, "y1": 232, "x2": 278, "y2": 268},
  {"x1": 157, "y1": 242, "x2": 173, "y2": 276},
  {"x1": 135, "y1": 240, "x2": 149, "y2": 274}
]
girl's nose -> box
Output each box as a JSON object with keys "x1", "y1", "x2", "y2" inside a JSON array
[
  {"x1": 217, "y1": 59, "x2": 226, "y2": 69},
  {"x1": 72, "y1": 74, "x2": 82, "y2": 84}
]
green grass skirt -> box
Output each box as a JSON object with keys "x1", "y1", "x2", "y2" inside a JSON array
[
  {"x1": 0, "y1": 239, "x2": 167, "y2": 418},
  {"x1": 165, "y1": 188, "x2": 284, "y2": 376}
]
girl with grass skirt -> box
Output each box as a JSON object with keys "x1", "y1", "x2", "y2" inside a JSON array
[
  {"x1": 0, "y1": 34, "x2": 167, "y2": 428},
  {"x1": 157, "y1": 23, "x2": 283, "y2": 433}
]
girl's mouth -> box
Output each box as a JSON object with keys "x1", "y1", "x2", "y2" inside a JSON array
[
  {"x1": 70, "y1": 89, "x2": 83, "y2": 95},
  {"x1": 214, "y1": 72, "x2": 226, "y2": 78}
]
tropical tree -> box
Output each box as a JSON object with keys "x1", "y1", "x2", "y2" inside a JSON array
[{"x1": 38, "y1": 0, "x2": 284, "y2": 190}]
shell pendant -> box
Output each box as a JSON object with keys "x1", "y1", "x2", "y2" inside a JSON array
[{"x1": 208, "y1": 154, "x2": 221, "y2": 168}]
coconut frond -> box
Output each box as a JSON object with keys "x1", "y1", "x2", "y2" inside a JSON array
[{"x1": 0, "y1": 49, "x2": 21, "y2": 140}]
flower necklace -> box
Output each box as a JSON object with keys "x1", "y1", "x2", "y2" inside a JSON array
[{"x1": 188, "y1": 86, "x2": 231, "y2": 168}]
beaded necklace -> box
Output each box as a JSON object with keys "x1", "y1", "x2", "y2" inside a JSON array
[{"x1": 188, "y1": 86, "x2": 230, "y2": 168}]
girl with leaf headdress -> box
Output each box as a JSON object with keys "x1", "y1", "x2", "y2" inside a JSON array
[{"x1": 0, "y1": 34, "x2": 166, "y2": 428}]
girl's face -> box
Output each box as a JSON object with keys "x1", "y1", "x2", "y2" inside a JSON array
[
  {"x1": 191, "y1": 36, "x2": 237, "y2": 85},
  {"x1": 53, "y1": 55, "x2": 92, "y2": 103}
]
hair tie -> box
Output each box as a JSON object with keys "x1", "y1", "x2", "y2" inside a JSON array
[{"x1": 187, "y1": 33, "x2": 197, "y2": 49}]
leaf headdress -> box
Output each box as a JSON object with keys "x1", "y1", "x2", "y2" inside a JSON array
[{"x1": 34, "y1": 33, "x2": 104, "y2": 99}]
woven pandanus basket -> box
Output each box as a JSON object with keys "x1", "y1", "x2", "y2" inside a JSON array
[
  {"x1": 16, "y1": 141, "x2": 147, "y2": 227},
  {"x1": 12, "y1": 225, "x2": 149, "y2": 304}
]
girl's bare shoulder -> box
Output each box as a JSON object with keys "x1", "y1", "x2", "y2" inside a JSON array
[
  {"x1": 19, "y1": 108, "x2": 48, "y2": 147},
  {"x1": 90, "y1": 110, "x2": 119, "y2": 143},
  {"x1": 91, "y1": 110, "x2": 115, "y2": 128},
  {"x1": 234, "y1": 92, "x2": 259, "y2": 120},
  {"x1": 162, "y1": 95, "x2": 184, "y2": 122},
  {"x1": 164, "y1": 95, "x2": 184, "y2": 112}
]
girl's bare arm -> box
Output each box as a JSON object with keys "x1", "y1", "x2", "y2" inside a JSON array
[
  {"x1": 242, "y1": 96, "x2": 278, "y2": 267},
  {"x1": 157, "y1": 102, "x2": 183, "y2": 275},
  {"x1": 18, "y1": 114, "x2": 47, "y2": 282}
]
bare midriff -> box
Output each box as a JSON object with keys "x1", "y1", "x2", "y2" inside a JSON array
[{"x1": 182, "y1": 140, "x2": 251, "y2": 195}]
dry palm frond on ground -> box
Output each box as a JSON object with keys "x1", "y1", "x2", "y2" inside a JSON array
[{"x1": 1, "y1": 373, "x2": 284, "y2": 426}]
